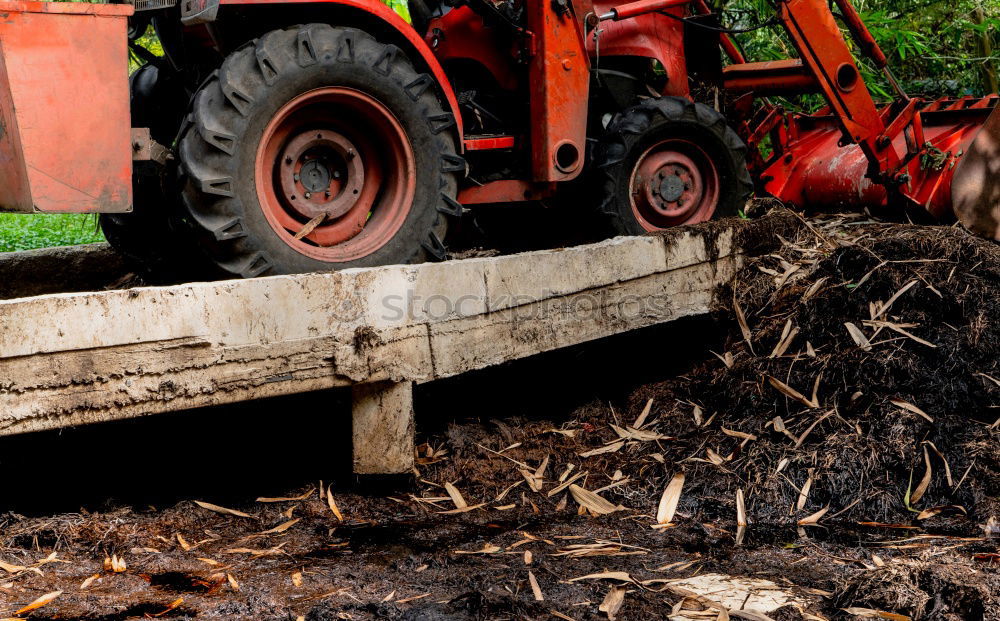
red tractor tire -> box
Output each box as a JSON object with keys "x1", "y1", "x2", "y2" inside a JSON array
[
  {"x1": 592, "y1": 97, "x2": 752, "y2": 236},
  {"x1": 177, "y1": 24, "x2": 463, "y2": 277}
]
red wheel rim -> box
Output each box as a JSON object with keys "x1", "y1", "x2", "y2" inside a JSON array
[
  {"x1": 255, "y1": 87, "x2": 416, "y2": 262},
  {"x1": 628, "y1": 138, "x2": 720, "y2": 231}
]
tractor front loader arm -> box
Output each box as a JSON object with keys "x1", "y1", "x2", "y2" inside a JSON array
[{"x1": 725, "y1": 0, "x2": 999, "y2": 233}]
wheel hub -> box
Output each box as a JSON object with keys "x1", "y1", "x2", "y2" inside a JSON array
[
  {"x1": 255, "y1": 87, "x2": 416, "y2": 263},
  {"x1": 658, "y1": 174, "x2": 686, "y2": 203},
  {"x1": 278, "y1": 129, "x2": 365, "y2": 220},
  {"x1": 628, "y1": 138, "x2": 720, "y2": 230}
]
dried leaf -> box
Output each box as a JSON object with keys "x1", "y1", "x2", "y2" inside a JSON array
[
  {"x1": 579, "y1": 441, "x2": 625, "y2": 457},
  {"x1": 843, "y1": 608, "x2": 911, "y2": 621},
  {"x1": 797, "y1": 470, "x2": 814, "y2": 512},
  {"x1": 712, "y1": 350, "x2": 735, "y2": 369},
  {"x1": 736, "y1": 488, "x2": 747, "y2": 527},
  {"x1": 293, "y1": 213, "x2": 327, "y2": 240},
  {"x1": 845, "y1": 322, "x2": 872, "y2": 351},
  {"x1": 80, "y1": 574, "x2": 101, "y2": 590},
  {"x1": 633, "y1": 399, "x2": 653, "y2": 428},
  {"x1": 326, "y1": 489, "x2": 344, "y2": 521},
  {"x1": 257, "y1": 489, "x2": 314, "y2": 503},
  {"x1": 193, "y1": 501, "x2": 253, "y2": 519},
  {"x1": 910, "y1": 446, "x2": 933, "y2": 505},
  {"x1": 103, "y1": 554, "x2": 127, "y2": 573},
  {"x1": 721, "y1": 428, "x2": 758, "y2": 441},
  {"x1": 770, "y1": 321, "x2": 799, "y2": 358},
  {"x1": 569, "y1": 571, "x2": 634, "y2": 583},
  {"x1": 915, "y1": 505, "x2": 966, "y2": 520},
  {"x1": 259, "y1": 518, "x2": 300, "y2": 535},
  {"x1": 656, "y1": 473, "x2": 685, "y2": 525},
  {"x1": 227, "y1": 573, "x2": 240, "y2": 591},
  {"x1": 444, "y1": 482, "x2": 467, "y2": 510},
  {"x1": 873, "y1": 279, "x2": 918, "y2": 320},
  {"x1": 528, "y1": 570, "x2": 544, "y2": 601},
  {"x1": 569, "y1": 485, "x2": 624, "y2": 515},
  {"x1": 733, "y1": 292, "x2": 755, "y2": 354},
  {"x1": 767, "y1": 376, "x2": 819, "y2": 408},
  {"x1": 291, "y1": 571, "x2": 303, "y2": 587},
  {"x1": 15, "y1": 590, "x2": 62, "y2": 615},
  {"x1": 890, "y1": 399, "x2": 933, "y2": 423},
  {"x1": 798, "y1": 506, "x2": 829, "y2": 526}
]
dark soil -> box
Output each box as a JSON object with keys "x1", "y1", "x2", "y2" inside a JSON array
[{"x1": 0, "y1": 213, "x2": 997, "y2": 620}]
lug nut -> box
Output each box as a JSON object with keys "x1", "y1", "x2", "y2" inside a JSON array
[
  {"x1": 304, "y1": 192, "x2": 312, "y2": 199},
  {"x1": 293, "y1": 173, "x2": 300, "y2": 181}
]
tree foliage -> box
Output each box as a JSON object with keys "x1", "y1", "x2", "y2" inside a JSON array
[{"x1": 721, "y1": 0, "x2": 999, "y2": 99}]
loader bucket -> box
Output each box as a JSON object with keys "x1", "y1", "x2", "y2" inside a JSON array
[
  {"x1": 0, "y1": 1, "x2": 133, "y2": 214},
  {"x1": 952, "y1": 105, "x2": 1000, "y2": 239}
]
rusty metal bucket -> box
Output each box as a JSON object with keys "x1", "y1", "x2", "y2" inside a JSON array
[
  {"x1": 952, "y1": 105, "x2": 1000, "y2": 239},
  {"x1": 0, "y1": 1, "x2": 133, "y2": 213}
]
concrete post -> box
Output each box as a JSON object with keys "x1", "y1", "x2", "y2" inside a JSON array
[{"x1": 351, "y1": 380, "x2": 415, "y2": 475}]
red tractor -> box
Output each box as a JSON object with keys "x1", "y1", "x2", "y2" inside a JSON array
[{"x1": 0, "y1": 0, "x2": 997, "y2": 278}]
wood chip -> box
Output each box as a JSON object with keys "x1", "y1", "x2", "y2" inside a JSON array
[
  {"x1": 193, "y1": 501, "x2": 253, "y2": 519},
  {"x1": 599, "y1": 585, "x2": 627, "y2": 620}
]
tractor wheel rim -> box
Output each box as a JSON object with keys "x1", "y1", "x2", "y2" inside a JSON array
[
  {"x1": 255, "y1": 87, "x2": 416, "y2": 262},
  {"x1": 629, "y1": 139, "x2": 720, "y2": 231}
]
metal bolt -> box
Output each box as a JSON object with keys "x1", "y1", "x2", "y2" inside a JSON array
[
  {"x1": 346, "y1": 148, "x2": 356, "y2": 161},
  {"x1": 333, "y1": 171, "x2": 341, "y2": 179},
  {"x1": 325, "y1": 190, "x2": 332, "y2": 197},
  {"x1": 293, "y1": 173, "x2": 300, "y2": 181},
  {"x1": 304, "y1": 192, "x2": 312, "y2": 199}
]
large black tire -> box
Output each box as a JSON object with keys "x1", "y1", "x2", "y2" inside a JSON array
[
  {"x1": 591, "y1": 97, "x2": 752, "y2": 236},
  {"x1": 176, "y1": 24, "x2": 463, "y2": 277}
]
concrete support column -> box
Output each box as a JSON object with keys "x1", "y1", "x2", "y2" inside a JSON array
[{"x1": 351, "y1": 380, "x2": 415, "y2": 475}]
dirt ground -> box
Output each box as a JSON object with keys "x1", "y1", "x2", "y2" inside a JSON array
[{"x1": 0, "y1": 211, "x2": 997, "y2": 621}]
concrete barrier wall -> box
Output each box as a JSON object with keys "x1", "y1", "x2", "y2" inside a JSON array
[{"x1": 0, "y1": 215, "x2": 794, "y2": 470}]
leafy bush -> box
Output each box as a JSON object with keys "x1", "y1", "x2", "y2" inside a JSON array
[{"x1": 0, "y1": 214, "x2": 105, "y2": 253}]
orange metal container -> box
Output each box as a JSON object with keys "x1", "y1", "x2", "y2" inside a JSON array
[{"x1": 0, "y1": 1, "x2": 133, "y2": 213}]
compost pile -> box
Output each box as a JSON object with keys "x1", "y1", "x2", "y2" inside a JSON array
[{"x1": 1, "y1": 212, "x2": 998, "y2": 621}]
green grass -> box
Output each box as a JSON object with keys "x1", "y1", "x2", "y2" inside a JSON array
[{"x1": 0, "y1": 213, "x2": 105, "y2": 252}]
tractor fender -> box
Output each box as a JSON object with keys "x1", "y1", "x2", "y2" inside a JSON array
[{"x1": 181, "y1": 0, "x2": 464, "y2": 141}]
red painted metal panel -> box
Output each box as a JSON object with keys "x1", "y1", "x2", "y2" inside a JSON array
[
  {"x1": 0, "y1": 1, "x2": 133, "y2": 213},
  {"x1": 458, "y1": 180, "x2": 556, "y2": 204},
  {"x1": 463, "y1": 136, "x2": 517, "y2": 151},
  {"x1": 526, "y1": 0, "x2": 590, "y2": 182},
  {"x1": 587, "y1": 3, "x2": 688, "y2": 98}
]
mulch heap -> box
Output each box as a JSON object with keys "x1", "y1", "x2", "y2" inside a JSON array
[{"x1": 437, "y1": 212, "x2": 1000, "y2": 530}]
